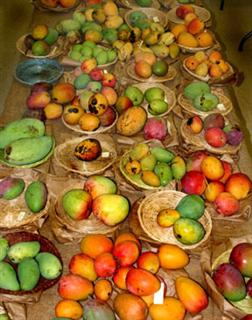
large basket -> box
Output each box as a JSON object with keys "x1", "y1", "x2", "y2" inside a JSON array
[
  {"x1": 137, "y1": 190, "x2": 212, "y2": 249},
  {"x1": 124, "y1": 8, "x2": 168, "y2": 29},
  {"x1": 178, "y1": 87, "x2": 233, "y2": 118},
  {"x1": 54, "y1": 134, "x2": 117, "y2": 176},
  {"x1": 0, "y1": 232, "x2": 62, "y2": 297},
  {"x1": 32, "y1": 0, "x2": 81, "y2": 12},
  {"x1": 167, "y1": 5, "x2": 211, "y2": 24}
]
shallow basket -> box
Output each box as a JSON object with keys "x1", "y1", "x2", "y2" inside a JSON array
[
  {"x1": 32, "y1": 0, "x2": 81, "y2": 12},
  {"x1": 54, "y1": 134, "x2": 117, "y2": 176},
  {"x1": 124, "y1": 8, "x2": 168, "y2": 28},
  {"x1": 180, "y1": 118, "x2": 242, "y2": 155},
  {"x1": 126, "y1": 62, "x2": 177, "y2": 83},
  {"x1": 119, "y1": 0, "x2": 160, "y2": 10},
  {"x1": 178, "y1": 30, "x2": 217, "y2": 54},
  {"x1": 178, "y1": 87, "x2": 233, "y2": 118},
  {"x1": 137, "y1": 190, "x2": 212, "y2": 249},
  {"x1": 130, "y1": 83, "x2": 176, "y2": 118},
  {"x1": 0, "y1": 232, "x2": 62, "y2": 296},
  {"x1": 167, "y1": 5, "x2": 211, "y2": 24},
  {"x1": 16, "y1": 34, "x2": 65, "y2": 59}
]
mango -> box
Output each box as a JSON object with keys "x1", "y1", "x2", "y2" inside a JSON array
[
  {"x1": 0, "y1": 238, "x2": 9, "y2": 261},
  {"x1": 102, "y1": 28, "x2": 118, "y2": 44},
  {"x1": 171, "y1": 156, "x2": 186, "y2": 181},
  {"x1": 56, "y1": 19, "x2": 81, "y2": 34},
  {"x1": 25, "y1": 181, "x2": 47, "y2": 213},
  {"x1": 150, "y1": 44, "x2": 170, "y2": 59},
  {"x1": 175, "y1": 276, "x2": 208, "y2": 314},
  {"x1": 18, "y1": 258, "x2": 40, "y2": 291},
  {"x1": 0, "y1": 262, "x2": 20, "y2": 291},
  {"x1": 140, "y1": 154, "x2": 157, "y2": 171},
  {"x1": 149, "y1": 297, "x2": 186, "y2": 320},
  {"x1": 141, "y1": 171, "x2": 160, "y2": 187},
  {"x1": 114, "y1": 293, "x2": 148, "y2": 320},
  {"x1": 36, "y1": 252, "x2": 62, "y2": 279},
  {"x1": 0, "y1": 177, "x2": 25, "y2": 200},
  {"x1": 69, "y1": 253, "x2": 97, "y2": 281},
  {"x1": 44, "y1": 27, "x2": 59, "y2": 45},
  {"x1": 184, "y1": 81, "x2": 210, "y2": 100},
  {"x1": 129, "y1": 143, "x2": 149, "y2": 161},
  {"x1": 158, "y1": 244, "x2": 189, "y2": 269},
  {"x1": 194, "y1": 93, "x2": 219, "y2": 112},
  {"x1": 154, "y1": 162, "x2": 173, "y2": 186},
  {"x1": 116, "y1": 106, "x2": 147, "y2": 136},
  {"x1": 144, "y1": 87, "x2": 164, "y2": 103},
  {"x1": 0, "y1": 118, "x2": 45, "y2": 149},
  {"x1": 32, "y1": 40, "x2": 50, "y2": 56},
  {"x1": 125, "y1": 86, "x2": 144, "y2": 106},
  {"x1": 84, "y1": 175, "x2": 117, "y2": 200},
  {"x1": 230, "y1": 243, "x2": 252, "y2": 277},
  {"x1": 176, "y1": 195, "x2": 205, "y2": 220},
  {"x1": 8, "y1": 241, "x2": 40, "y2": 264},
  {"x1": 105, "y1": 16, "x2": 123, "y2": 29},
  {"x1": 74, "y1": 73, "x2": 91, "y2": 90},
  {"x1": 92, "y1": 194, "x2": 130, "y2": 226},
  {"x1": 51, "y1": 83, "x2": 76, "y2": 104},
  {"x1": 150, "y1": 147, "x2": 175, "y2": 163},
  {"x1": 173, "y1": 218, "x2": 205, "y2": 245},
  {"x1": 212, "y1": 263, "x2": 246, "y2": 301},
  {"x1": 149, "y1": 100, "x2": 168, "y2": 115},
  {"x1": 62, "y1": 189, "x2": 92, "y2": 220}
]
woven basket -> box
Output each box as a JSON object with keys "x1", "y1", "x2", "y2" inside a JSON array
[
  {"x1": 178, "y1": 30, "x2": 217, "y2": 54},
  {"x1": 32, "y1": 0, "x2": 81, "y2": 12},
  {"x1": 54, "y1": 134, "x2": 117, "y2": 176},
  {"x1": 119, "y1": 0, "x2": 160, "y2": 10},
  {"x1": 180, "y1": 118, "x2": 242, "y2": 155},
  {"x1": 16, "y1": 34, "x2": 65, "y2": 59},
  {"x1": 119, "y1": 140, "x2": 177, "y2": 191},
  {"x1": 130, "y1": 83, "x2": 176, "y2": 118},
  {"x1": 126, "y1": 62, "x2": 177, "y2": 83},
  {"x1": 0, "y1": 232, "x2": 62, "y2": 296},
  {"x1": 167, "y1": 5, "x2": 211, "y2": 24},
  {"x1": 137, "y1": 190, "x2": 212, "y2": 249},
  {"x1": 124, "y1": 8, "x2": 168, "y2": 28},
  {"x1": 178, "y1": 87, "x2": 233, "y2": 118}
]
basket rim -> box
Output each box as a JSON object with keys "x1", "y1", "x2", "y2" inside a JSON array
[
  {"x1": 119, "y1": 0, "x2": 160, "y2": 9},
  {"x1": 34, "y1": 0, "x2": 81, "y2": 12},
  {"x1": 167, "y1": 5, "x2": 211, "y2": 24}
]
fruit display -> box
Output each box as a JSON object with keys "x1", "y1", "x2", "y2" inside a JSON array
[
  {"x1": 53, "y1": 232, "x2": 208, "y2": 319},
  {"x1": 178, "y1": 81, "x2": 233, "y2": 117},
  {"x1": 0, "y1": 232, "x2": 62, "y2": 293},
  {"x1": 120, "y1": 141, "x2": 186, "y2": 189},
  {"x1": 183, "y1": 50, "x2": 233, "y2": 81},
  {"x1": 181, "y1": 113, "x2": 244, "y2": 154},
  {"x1": 37, "y1": 0, "x2": 80, "y2": 11},
  {"x1": 167, "y1": 4, "x2": 211, "y2": 25},
  {"x1": 119, "y1": 0, "x2": 160, "y2": 10}
]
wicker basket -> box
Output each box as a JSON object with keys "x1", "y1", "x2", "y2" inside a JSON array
[
  {"x1": 126, "y1": 62, "x2": 177, "y2": 83},
  {"x1": 118, "y1": 0, "x2": 160, "y2": 10},
  {"x1": 180, "y1": 118, "x2": 242, "y2": 155},
  {"x1": 16, "y1": 34, "x2": 65, "y2": 59},
  {"x1": 137, "y1": 190, "x2": 212, "y2": 249},
  {"x1": 32, "y1": 0, "x2": 81, "y2": 12},
  {"x1": 178, "y1": 87, "x2": 233, "y2": 118},
  {"x1": 130, "y1": 83, "x2": 176, "y2": 118},
  {"x1": 54, "y1": 134, "x2": 117, "y2": 176},
  {"x1": 178, "y1": 30, "x2": 217, "y2": 54},
  {"x1": 167, "y1": 5, "x2": 211, "y2": 25},
  {"x1": 0, "y1": 232, "x2": 62, "y2": 296},
  {"x1": 124, "y1": 8, "x2": 168, "y2": 28}
]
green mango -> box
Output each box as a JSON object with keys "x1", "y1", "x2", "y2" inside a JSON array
[
  {"x1": 150, "y1": 147, "x2": 175, "y2": 163},
  {"x1": 148, "y1": 100, "x2": 168, "y2": 115},
  {"x1": 0, "y1": 261, "x2": 20, "y2": 291},
  {"x1": 18, "y1": 258, "x2": 40, "y2": 291},
  {"x1": 73, "y1": 11, "x2": 86, "y2": 25},
  {"x1": 25, "y1": 181, "x2": 48, "y2": 213},
  {"x1": 176, "y1": 195, "x2": 205, "y2": 220},
  {"x1": 81, "y1": 22, "x2": 102, "y2": 33},
  {"x1": 140, "y1": 154, "x2": 157, "y2": 171},
  {"x1": 135, "y1": 0, "x2": 152, "y2": 7},
  {"x1": 8, "y1": 241, "x2": 40, "y2": 264},
  {"x1": 173, "y1": 218, "x2": 205, "y2": 245},
  {"x1": 44, "y1": 28, "x2": 59, "y2": 46},
  {"x1": 183, "y1": 81, "x2": 210, "y2": 101},
  {"x1": 171, "y1": 156, "x2": 186, "y2": 181},
  {"x1": 130, "y1": 143, "x2": 149, "y2": 161},
  {"x1": 193, "y1": 93, "x2": 219, "y2": 112},
  {"x1": 0, "y1": 177, "x2": 25, "y2": 200},
  {"x1": 74, "y1": 74, "x2": 91, "y2": 90},
  {"x1": 0, "y1": 314, "x2": 10, "y2": 320},
  {"x1": 102, "y1": 28, "x2": 118, "y2": 44},
  {"x1": 4, "y1": 136, "x2": 54, "y2": 166},
  {"x1": 154, "y1": 162, "x2": 173, "y2": 186},
  {"x1": 35, "y1": 252, "x2": 62, "y2": 280},
  {"x1": 56, "y1": 19, "x2": 81, "y2": 34},
  {"x1": 0, "y1": 118, "x2": 45, "y2": 149},
  {"x1": 144, "y1": 87, "x2": 165, "y2": 103},
  {"x1": 0, "y1": 238, "x2": 9, "y2": 261}
]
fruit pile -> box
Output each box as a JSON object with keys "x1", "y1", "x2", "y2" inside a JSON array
[
  {"x1": 122, "y1": 143, "x2": 186, "y2": 188},
  {"x1": 133, "y1": 58, "x2": 170, "y2": 79},
  {"x1": 54, "y1": 232, "x2": 209, "y2": 319},
  {"x1": 181, "y1": 152, "x2": 251, "y2": 216},
  {"x1": 61, "y1": 175, "x2": 130, "y2": 226},
  {"x1": 187, "y1": 113, "x2": 244, "y2": 148},
  {"x1": 171, "y1": 5, "x2": 214, "y2": 49},
  {"x1": 39, "y1": 0, "x2": 78, "y2": 9},
  {"x1": 24, "y1": 24, "x2": 59, "y2": 57},
  {"x1": 213, "y1": 242, "x2": 252, "y2": 306},
  {"x1": 0, "y1": 238, "x2": 62, "y2": 292},
  {"x1": 184, "y1": 50, "x2": 231, "y2": 79}
]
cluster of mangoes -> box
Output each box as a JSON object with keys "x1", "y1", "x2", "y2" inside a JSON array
[
  {"x1": 157, "y1": 194, "x2": 206, "y2": 245},
  {"x1": 24, "y1": 24, "x2": 59, "y2": 57},
  {"x1": 0, "y1": 239, "x2": 62, "y2": 292},
  {"x1": 124, "y1": 143, "x2": 186, "y2": 187},
  {"x1": 53, "y1": 232, "x2": 208, "y2": 319},
  {"x1": 40, "y1": 0, "x2": 78, "y2": 9}
]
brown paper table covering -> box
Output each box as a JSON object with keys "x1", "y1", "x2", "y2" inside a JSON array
[{"x1": 0, "y1": 3, "x2": 252, "y2": 320}]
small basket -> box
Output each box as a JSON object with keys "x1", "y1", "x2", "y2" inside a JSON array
[
  {"x1": 32, "y1": 0, "x2": 81, "y2": 12},
  {"x1": 124, "y1": 8, "x2": 168, "y2": 28},
  {"x1": 180, "y1": 118, "x2": 242, "y2": 155},
  {"x1": 54, "y1": 134, "x2": 117, "y2": 176},
  {"x1": 178, "y1": 87, "x2": 233, "y2": 118},
  {"x1": 118, "y1": 0, "x2": 160, "y2": 10},
  {"x1": 167, "y1": 5, "x2": 211, "y2": 25},
  {"x1": 137, "y1": 190, "x2": 212, "y2": 249},
  {"x1": 126, "y1": 62, "x2": 177, "y2": 83},
  {"x1": 130, "y1": 83, "x2": 177, "y2": 118},
  {"x1": 0, "y1": 232, "x2": 62, "y2": 297},
  {"x1": 16, "y1": 34, "x2": 65, "y2": 59}
]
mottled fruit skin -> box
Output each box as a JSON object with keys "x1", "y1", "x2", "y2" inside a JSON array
[
  {"x1": 25, "y1": 180, "x2": 48, "y2": 213},
  {"x1": 62, "y1": 189, "x2": 92, "y2": 220},
  {"x1": 26, "y1": 91, "x2": 51, "y2": 109},
  {"x1": 230, "y1": 243, "x2": 252, "y2": 277},
  {"x1": 187, "y1": 116, "x2": 203, "y2": 134},
  {"x1": 113, "y1": 240, "x2": 140, "y2": 267},
  {"x1": 126, "y1": 268, "x2": 160, "y2": 296},
  {"x1": 144, "y1": 117, "x2": 167, "y2": 141},
  {"x1": 212, "y1": 263, "x2": 246, "y2": 301},
  {"x1": 114, "y1": 293, "x2": 148, "y2": 320},
  {"x1": 137, "y1": 252, "x2": 160, "y2": 274},
  {"x1": 203, "y1": 113, "x2": 225, "y2": 130},
  {"x1": 176, "y1": 194, "x2": 205, "y2": 220},
  {"x1": 175, "y1": 276, "x2": 209, "y2": 314},
  {"x1": 225, "y1": 173, "x2": 251, "y2": 200},
  {"x1": 99, "y1": 106, "x2": 117, "y2": 127},
  {"x1": 204, "y1": 181, "x2": 225, "y2": 202},
  {"x1": 186, "y1": 151, "x2": 208, "y2": 172},
  {"x1": 8, "y1": 241, "x2": 40, "y2": 264},
  {"x1": 52, "y1": 83, "x2": 76, "y2": 104},
  {"x1": 94, "y1": 252, "x2": 116, "y2": 278},
  {"x1": 0, "y1": 177, "x2": 25, "y2": 200},
  {"x1": 173, "y1": 218, "x2": 205, "y2": 245},
  {"x1": 181, "y1": 171, "x2": 207, "y2": 195},
  {"x1": 35, "y1": 252, "x2": 62, "y2": 280},
  {"x1": 214, "y1": 192, "x2": 240, "y2": 216},
  {"x1": 69, "y1": 253, "x2": 97, "y2": 281},
  {"x1": 84, "y1": 175, "x2": 117, "y2": 199},
  {"x1": 74, "y1": 138, "x2": 102, "y2": 161},
  {"x1": 204, "y1": 127, "x2": 227, "y2": 148}
]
